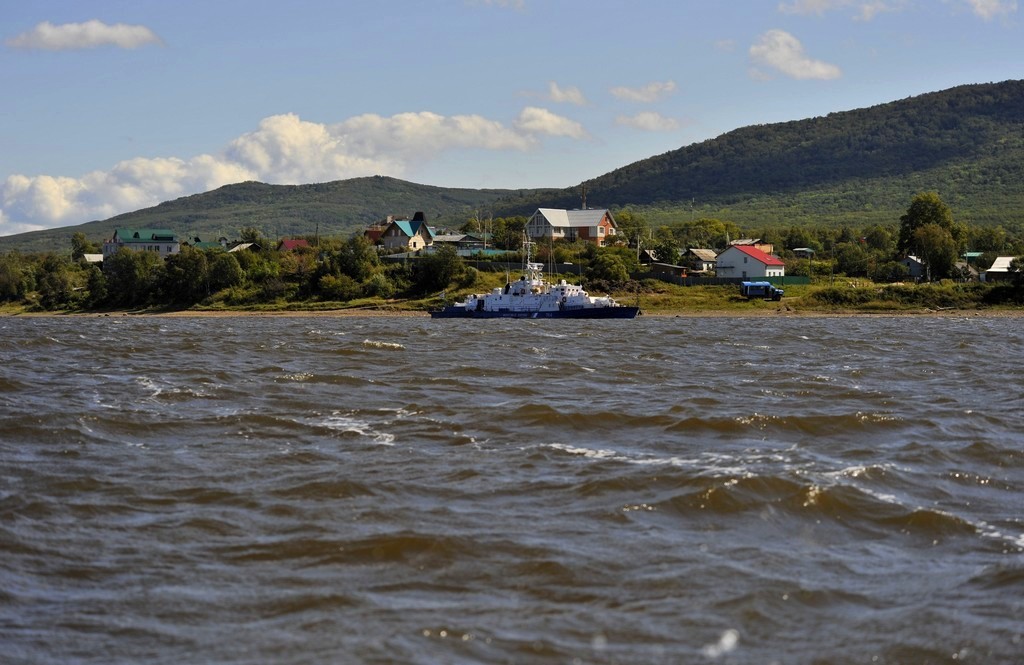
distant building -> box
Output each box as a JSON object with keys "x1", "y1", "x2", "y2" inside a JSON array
[
  {"x1": 900, "y1": 255, "x2": 926, "y2": 280},
  {"x1": 685, "y1": 248, "x2": 718, "y2": 273},
  {"x1": 103, "y1": 228, "x2": 180, "y2": 260},
  {"x1": 729, "y1": 238, "x2": 775, "y2": 255},
  {"x1": 525, "y1": 208, "x2": 617, "y2": 247},
  {"x1": 715, "y1": 245, "x2": 785, "y2": 279},
  {"x1": 277, "y1": 238, "x2": 311, "y2": 252},
  {"x1": 366, "y1": 212, "x2": 436, "y2": 251},
  {"x1": 982, "y1": 256, "x2": 1018, "y2": 282}
]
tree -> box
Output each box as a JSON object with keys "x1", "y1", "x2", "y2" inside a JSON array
[
  {"x1": 240, "y1": 227, "x2": 265, "y2": 244},
  {"x1": 587, "y1": 253, "x2": 629, "y2": 284},
  {"x1": 415, "y1": 244, "x2": 465, "y2": 292},
  {"x1": 834, "y1": 242, "x2": 869, "y2": 277},
  {"x1": 912, "y1": 223, "x2": 959, "y2": 280},
  {"x1": 36, "y1": 255, "x2": 77, "y2": 310},
  {"x1": 652, "y1": 239, "x2": 680, "y2": 264},
  {"x1": 1009, "y1": 257, "x2": 1024, "y2": 287},
  {"x1": 209, "y1": 252, "x2": 244, "y2": 292},
  {"x1": 0, "y1": 253, "x2": 28, "y2": 302},
  {"x1": 614, "y1": 210, "x2": 650, "y2": 249},
  {"x1": 104, "y1": 248, "x2": 164, "y2": 307},
  {"x1": 162, "y1": 247, "x2": 210, "y2": 303},
  {"x1": 71, "y1": 232, "x2": 100, "y2": 260},
  {"x1": 897, "y1": 192, "x2": 963, "y2": 256}
]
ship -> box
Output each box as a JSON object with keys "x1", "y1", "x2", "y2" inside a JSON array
[{"x1": 429, "y1": 243, "x2": 640, "y2": 319}]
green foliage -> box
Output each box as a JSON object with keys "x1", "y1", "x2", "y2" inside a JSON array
[
  {"x1": 587, "y1": 253, "x2": 630, "y2": 285},
  {"x1": 103, "y1": 248, "x2": 165, "y2": 307},
  {"x1": 162, "y1": 246, "x2": 210, "y2": 304},
  {"x1": 805, "y1": 282, "x2": 988, "y2": 310},
  {"x1": 0, "y1": 253, "x2": 29, "y2": 301},
  {"x1": 70, "y1": 232, "x2": 100, "y2": 260},
  {"x1": 362, "y1": 273, "x2": 396, "y2": 299},
  {"x1": 209, "y1": 252, "x2": 245, "y2": 291},
  {"x1": 614, "y1": 210, "x2": 650, "y2": 247},
  {"x1": 912, "y1": 223, "x2": 959, "y2": 279},
  {"x1": 414, "y1": 245, "x2": 465, "y2": 293},
  {"x1": 869, "y1": 260, "x2": 911, "y2": 283},
  {"x1": 319, "y1": 274, "x2": 362, "y2": 301},
  {"x1": 36, "y1": 255, "x2": 78, "y2": 310},
  {"x1": 897, "y1": 191, "x2": 960, "y2": 255}
]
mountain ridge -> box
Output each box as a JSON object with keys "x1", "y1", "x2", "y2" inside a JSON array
[{"x1": 3, "y1": 79, "x2": 1023, "y2": 253}]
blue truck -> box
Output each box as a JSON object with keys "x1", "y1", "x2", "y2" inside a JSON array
[{"x1": 740, "y1": 281, "x2": 785, "y2": 301}]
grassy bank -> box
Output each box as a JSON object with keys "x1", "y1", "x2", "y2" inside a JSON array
[{"x1": 4, "y1": 277, "x2": 1023, "y2": 317}]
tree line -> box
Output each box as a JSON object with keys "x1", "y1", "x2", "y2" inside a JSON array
[{"x1": 1, "y1": 192, "x2": 1022, "y2": 312}]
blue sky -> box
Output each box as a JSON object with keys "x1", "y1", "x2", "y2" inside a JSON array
[{"x1": 1, "y1": 0, "x2": 1020, "y2": 236}]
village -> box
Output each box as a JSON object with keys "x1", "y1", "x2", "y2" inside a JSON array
[{"x1": 90, "y1": 205, "x2": 1021, "y2": 286}]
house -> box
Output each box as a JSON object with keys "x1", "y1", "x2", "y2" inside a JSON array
[
  {"x1": 431, "y1": 233, "x2": 486, "y2": 251},
  {"x1": 525, "y1": 208, "x2": 617, "y2": 247},
  {"x1": 368, "y1": 212, "x2": 436, "y2": 251},
  {"x1": 729, "y1": 238, "x2": 775, "y2": 255},
  {"x1": 685, "y1": 248, "x2": 718, "y2": 273},
  {"x1": 792, "y1": 247, "x2": 816, "y2": 259},
  {"x1": 900, "y1": 255, "x2": 926, "y2": 280},
  {"x1": 185, "y1": 236, "x2": 231, "y2": 251},
  {"x1": 102, "y1": 228, "x2": 180, "y2": 260},
  {"x1": 228, "y1": 242, "x2": 260, "y2": 253},
  {"x1": 981, "y1": 256, "x2": 1018, "y2": 282},
  {"x1": 715, "y1": 245, "x2": 785, "y2": 279},
  {"x1": 277, "y1": 238, "x2": 311, "y2": 252}
]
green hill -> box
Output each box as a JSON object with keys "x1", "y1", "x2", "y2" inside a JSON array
[
  {"x1": 3, "y1": 79, "x2": 1024, "y2": 253},
  {"x1": 502, "y1": 80, "x2": 1024, "y2": 230},
  {"x1": 0, "y1": 177, "x2": 552, "y2": 253}
]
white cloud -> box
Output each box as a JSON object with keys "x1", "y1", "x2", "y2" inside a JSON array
[
  {"x1": 616, "y1": 112, "x2": 680, "y2": 132},
  {"x1": 749, "y1": 30, "x2": 842, "y2": 80},
  {"x1": 964, "y1": 0, "x2": 1017, "y2": 19},
  {"x1": 610, "y1": 80, "x2": 677, "y2": 103},
  {"x1": 0, "y1": 110, "x2": 583, "y2": 235},
  {"x1": 6, "y1": 20, "x2": 162, "y2": 51},
  {"x1": 513, "y1": 107, "x2": 589, "y2": 139},
  {"x1": 548, "y1": 81, "x2": 588, "y2": 105}
]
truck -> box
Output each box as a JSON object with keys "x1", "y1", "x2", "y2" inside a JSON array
[{"x1": 740, "y1": 281, "x2": 784, "y2": 301}]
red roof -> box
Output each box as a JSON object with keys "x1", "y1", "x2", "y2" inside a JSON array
[
  {"x1": 278, "y1": 238, "x2": 310, "y2": 251},
  {"x1": 732, "y1": 244, "x2": 784, "y2": 266}
]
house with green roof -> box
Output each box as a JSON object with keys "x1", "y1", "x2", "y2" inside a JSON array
[
  {"x1": 102, "y1": 228, "x2": 181, "y2": 261},
  {"x1": 379, "y1": 212, "x2": 435, "y2": 251}
]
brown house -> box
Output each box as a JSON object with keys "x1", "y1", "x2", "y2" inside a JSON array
[{"x1": 525, "y1": 208, "x2": 617, "y2": 247}]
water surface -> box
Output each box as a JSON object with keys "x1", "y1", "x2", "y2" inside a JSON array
[{"x1": 1, "y1": 315, "x2": 1022, "y2": 664}]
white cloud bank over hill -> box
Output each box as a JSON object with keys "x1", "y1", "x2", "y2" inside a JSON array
[{"x1": 0, "y1": 108, "x2": 581, "y2": 236}]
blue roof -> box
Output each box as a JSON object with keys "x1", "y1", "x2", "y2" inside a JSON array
[{"x1": 391, "y1": 220, "x2": 435, "y2": 239}]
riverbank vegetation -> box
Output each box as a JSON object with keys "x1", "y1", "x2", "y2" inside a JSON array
[{"x1": 2, "y1": 194, "x2": 1023, "y2": 316}]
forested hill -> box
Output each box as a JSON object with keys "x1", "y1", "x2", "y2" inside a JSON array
[
  {"x1": 0, "y1": 177, "x2": 551, "y2": 253},
  {"x1": 495, "y1": 79, "x2": 1024, "y2": 229},
  {"x1": 3, "y1": 80, "x2": 1024, "y2": 253}
]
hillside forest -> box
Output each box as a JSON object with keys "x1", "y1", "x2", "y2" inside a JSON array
[{"x1": 1, "y1": 192, "x2": 1023, "y2": 313}]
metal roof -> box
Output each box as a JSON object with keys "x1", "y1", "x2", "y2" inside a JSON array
[
  {"x1": 535, "y1": 208, "x2": 612, "y2": 228},
  {"x1": 689, "y1": 248, "x2": 718, "y2": 261}
]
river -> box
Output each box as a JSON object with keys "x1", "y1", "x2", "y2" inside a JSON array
[{"x1": 1, "y1": 315, "x2": 1021, "y2": 664}]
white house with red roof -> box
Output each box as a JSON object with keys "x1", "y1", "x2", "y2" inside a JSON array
[{"x1": 715, "y1": 245, "x2": 785, "y2": 279}]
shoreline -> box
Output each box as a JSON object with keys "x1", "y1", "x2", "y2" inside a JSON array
[{"x1": 5, "y1": 307, "x2": 1024, "y2": 318}]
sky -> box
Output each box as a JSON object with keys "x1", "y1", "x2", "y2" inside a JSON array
[{"x1": 1, "y1": 0, "x2": 1021, "y2": 237}]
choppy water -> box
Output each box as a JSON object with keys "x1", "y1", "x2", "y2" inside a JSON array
[{"x1": 1, "y1": 315, "x2": 1022, "y2": 664}]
